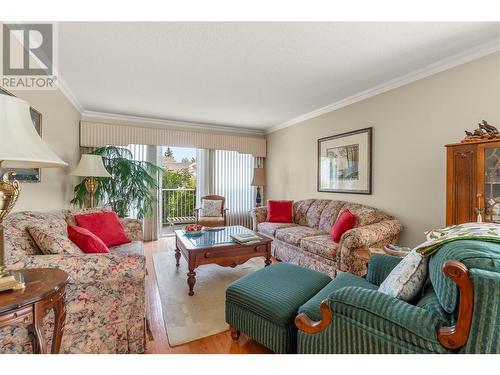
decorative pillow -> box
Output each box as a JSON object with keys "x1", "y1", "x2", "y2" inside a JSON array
[
  {"x1": 68, "y1": 225, "x2": 110, "y2": 254},
  {"x1": 266, "y1": 200, "x2": 293, "y2": 223},
  {"x1": 331, "y1": 209, "x2": 356, "y2": 243},
  {"x1": 378, "y1": 249, "x2": 429, "y2": 301},
  {"x1": 200, "y1": 199, "x2": 223, "y2": 217},
  {"x1": 63, "y1": 205, "x2": 113, "y2": 226},
  {"x1": 75, "y1": 211, "x2": 130, "y2": 247},
  {"x1": 27, "y1": 226, "x2": 83, "y2": 255}
]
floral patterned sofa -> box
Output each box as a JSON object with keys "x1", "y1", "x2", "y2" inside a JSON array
[
  {"x1": 0, "y1": 208, "x2": 146, "y2": 354},
  {"x1": 251, "y1": 199, "x2": 402, "y2": 277}
]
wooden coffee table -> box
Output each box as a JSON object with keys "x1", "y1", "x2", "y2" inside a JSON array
[{"x1": 175, "y1": 226, "x2": 272, "y2": 296}]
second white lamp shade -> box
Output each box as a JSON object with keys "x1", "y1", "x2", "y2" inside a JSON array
[{"x1": 70, "y1": 155, "x2": 111, "y2": 178}]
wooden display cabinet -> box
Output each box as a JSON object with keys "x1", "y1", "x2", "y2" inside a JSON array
[{"x1": 446, "y1": 138, "x2": 500, "y2": 225}]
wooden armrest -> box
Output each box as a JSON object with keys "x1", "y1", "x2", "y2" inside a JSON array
[
  {"x1": 294, "y1": 299, "x2": 332, "y2": 334},
  {"x1": 437, "y1": 260, "x2": 473, "y2": 349}
]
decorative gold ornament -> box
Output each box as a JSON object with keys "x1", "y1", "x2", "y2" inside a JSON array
[{"x1": 0, "y1": 170, "x2": 21, "y2": 265}]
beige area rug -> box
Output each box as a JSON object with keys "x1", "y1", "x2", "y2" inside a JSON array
[{"x1": 153, "y1": 251, "x2": 264, "y2": 346}]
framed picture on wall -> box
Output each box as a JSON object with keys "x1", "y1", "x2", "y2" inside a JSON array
[
  {"x1": 317, "y1": 127, "x2": 372, "y2": 194},
  {"x1": 0, "y1": 86, "x2": 42, "y2": 183}
]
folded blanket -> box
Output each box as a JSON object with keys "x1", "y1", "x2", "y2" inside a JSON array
[{"x1": 416, "y1": 222, "x2": 500, "y2": 257}]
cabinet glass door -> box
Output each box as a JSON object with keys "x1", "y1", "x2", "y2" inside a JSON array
[{"x1": 484, "y1": 146, "x2": 500, "y2": 223}]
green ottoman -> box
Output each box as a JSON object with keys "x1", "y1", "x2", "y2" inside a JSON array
[{"x1": 225, "y1": 262, "x2": 331, "y2": 353}]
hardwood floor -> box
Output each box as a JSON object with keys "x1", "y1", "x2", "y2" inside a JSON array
[{"x1": 143, "y1": 237, "x2": 272, "y2": 354}]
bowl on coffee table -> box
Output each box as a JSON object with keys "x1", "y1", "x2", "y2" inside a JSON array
[{"x1": 184, "y1": 224, "x2": 204, "y2": 237}]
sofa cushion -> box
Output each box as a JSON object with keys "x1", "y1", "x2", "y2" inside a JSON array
[
  {"x1": 200, "y1": 199, "x2": 223, "y2": 217},
  {"x1": 63, "y1": 205, "x2": 113, "y2": 226},
  {"x1": 341, "y1": 202, "x2": 386, "y2": 228},
  {"x1": 318, "y1": 200, "x2": 346, "y2": 233},
  {"x1": 378, "y1": 249, "x2": 429, "y2": 301},
  {"x1": 267, "y1": 200, "x2": 294, "y2": 223},
  {"x1": 415, "y1": 289, "x2": 452, "y2": 325},
  {"x1": 27, "y1": 225, "x2": 82, "y2": 255},
  {"x1": 67, "y1": 225, "x2": 110, "y2": 254},
  {"x1": 226, "y1": 262, "x2": 331, "y2": 326},
  {"x1": 331, "y1": 208, "x2": 357, "y2": 243},
  {"x1": 275, "y1": 226, "x2": 323, "y2": 246},
  {"x1": 293, "y1": 199, "x2": 316, "y2": 226},
  {"x1": 257, "y1": 222, "x2": 298, "y2": 237},
  {"x1": 110, "y1": 241, "x2": 144, "y2": 256},
  {"x1": 75, "y1": 211, "x2": 131, "y2": 247},
  {"x1": 305, "y1": 199, "x2": 330, "y2": 228},
  {"x1": 300, "y1": 235, "x2": 338, "y2": 260},
  {"x1": 298, "y1": 273, "x2": 378, "y2": 321},
  {"x1": 4, "y1": 211, "x2": 68, "y2": 257},
  {"x1": 198, "y1": 216, "x2": 225, "y2": 222}
]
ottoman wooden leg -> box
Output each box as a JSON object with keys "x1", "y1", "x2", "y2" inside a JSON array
[{"x1": 230, "y1": 326, "x2": 240, "y2": 341}]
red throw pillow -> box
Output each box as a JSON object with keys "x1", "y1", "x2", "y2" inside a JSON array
[
  {"x1": 331, "y1": 209, "x2": 357, "y2": 243},
  {"x1": 266, "y1": 200, "x2": 293, "y2": 223},
  {"x1": 75, "y1": 211, "x2": 130, "y2": 247},
  {"x1": 68, "y1": 225, "x2": 110, "y2": 254}
]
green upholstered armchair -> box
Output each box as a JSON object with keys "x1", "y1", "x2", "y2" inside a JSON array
[{"x1": 295, "y1": 240, "x2": 500, "y2": 354}]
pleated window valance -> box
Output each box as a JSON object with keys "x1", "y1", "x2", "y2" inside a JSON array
[{"x1": 79, "y1": 120, "x2": 267, "y2": 157}]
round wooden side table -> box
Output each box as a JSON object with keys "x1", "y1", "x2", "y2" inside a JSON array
[{"x1": 0, "y1": 268, "x2": 69, "y2": 354}]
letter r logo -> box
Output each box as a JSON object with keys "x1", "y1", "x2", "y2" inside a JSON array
[{"x1": 2, "y1": 24, "x2": 53, "y2": 76}]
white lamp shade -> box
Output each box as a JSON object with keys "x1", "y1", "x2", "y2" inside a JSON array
[
  {"x1": 251, "y1": 167, "x2": 266, "y2": 186},
  {"x1": 70, "y1": 154, "x2": 112, "y2": 178},
  {"x1": 0, "y1": 95, "x2": 67, "y2": 168}
]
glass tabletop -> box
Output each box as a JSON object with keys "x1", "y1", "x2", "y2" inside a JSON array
[{"x1": 181, "y1": 225, "x2": 256, "y2": 247}]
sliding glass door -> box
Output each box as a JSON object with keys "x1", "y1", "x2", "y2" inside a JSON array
[{"x1": 160, "y1": 147, "x2": 259, "y2": 235}]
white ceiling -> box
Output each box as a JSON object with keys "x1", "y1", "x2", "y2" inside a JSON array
[{"x1": 59, "y1": 22, "x2": 500, "y2": 131}]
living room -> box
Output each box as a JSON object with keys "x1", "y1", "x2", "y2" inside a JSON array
[{"x1": 1, "y1": 1, "x2": 499, "y2": 373}]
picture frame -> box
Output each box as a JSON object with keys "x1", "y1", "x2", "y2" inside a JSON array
[
  {"x1": 0, "y1": 86, "x2": 42, "y2": 183},
  {"x1": 317, "y1": 127, "x2": 372, "y2": 194}
]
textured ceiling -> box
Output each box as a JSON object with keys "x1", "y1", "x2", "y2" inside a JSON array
[{"x1": 59, "y1": 22, "x2": 500, "y2": 130}]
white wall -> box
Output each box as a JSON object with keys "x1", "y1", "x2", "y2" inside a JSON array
[
  {"x1": 10, "y1": 89, "x2": 81, "y2": 212},
  {"x1": 266, "y1": 52, "x2": 500, "y2": 246}
]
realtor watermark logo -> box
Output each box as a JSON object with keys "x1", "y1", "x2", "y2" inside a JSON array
[{"x1": 1, "y1": 23, "x2": 58, "y2": 90}]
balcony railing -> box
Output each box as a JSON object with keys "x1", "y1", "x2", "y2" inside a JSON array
[{"x1": 162, "y1": 188, "x2": 196, "y2": 225}]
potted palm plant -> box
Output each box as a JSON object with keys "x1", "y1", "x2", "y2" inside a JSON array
[{"x1": 71, "y1": 146, "x2": 163, "y2": 218}]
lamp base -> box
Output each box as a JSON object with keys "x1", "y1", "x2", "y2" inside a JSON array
[
  {"x1": 0, "y1": 171, "x2": 21, "y2": 266},
  {"x1": 255, "y1": 186, "x2": 262, "y2": 207},
  {"x1": 85, "y1": 177, "x2": 99, "y2": 208}
]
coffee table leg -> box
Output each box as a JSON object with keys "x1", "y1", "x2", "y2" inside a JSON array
[
  {"x1": 187, "y1": 268, "x2": 196, "y2": 296},
  {"x1": 265, "y1": 243, "x2": 272, "y2": 266},
  {"x1": 175, "y1": 247, "x2": 181, "y2": 267}
]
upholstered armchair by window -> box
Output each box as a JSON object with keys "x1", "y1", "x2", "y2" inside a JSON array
[{"x1": 194, "y1": 195, "x2": 228, "y2": 227}]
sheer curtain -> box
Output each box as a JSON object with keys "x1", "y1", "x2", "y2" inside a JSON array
[
  {"x1": 211, "y1": 150, "x2": 255, "y2": 228},
  {"x1": 196, "y1": 149, "x2": 264, "y2": 229}
]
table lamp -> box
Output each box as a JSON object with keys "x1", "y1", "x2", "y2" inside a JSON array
[
  {"x1": 0, "y1": 95, "x2": 67, "y2": 265},
  {"x1": 70, "y1": 154, "x2": 111, "y2": 208},
  {"x1": 251, "y1": 167, "x2": 266, "y2": 207}
]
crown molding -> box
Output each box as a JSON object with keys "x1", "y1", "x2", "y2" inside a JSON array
[
  {"x1": 267, "y1": 38, "x2": 500, "y2": 134},
  {"x1": 81, "y1": 110, "x2": 266, "y2": 136},
  {"x1": 57, "y1": 75, "x2": 84, "y2": 113}
]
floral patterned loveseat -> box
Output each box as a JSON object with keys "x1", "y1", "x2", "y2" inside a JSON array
[
  {"x1": 0, "y1": 208, "x2": 146, "y2": 354},
  {"x1": 251, "y1": 199, "x2": 402, "y2": 277}
]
